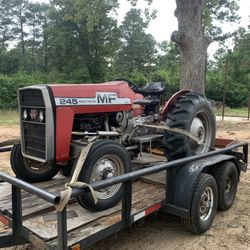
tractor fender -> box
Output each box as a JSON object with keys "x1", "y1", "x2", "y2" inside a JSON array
[
  {"x1": 170, "y1": 154, "x2": 239, "y2": 211},
  {"x1": 162, "y1": 90, "x2": 190, "y2": 120}
]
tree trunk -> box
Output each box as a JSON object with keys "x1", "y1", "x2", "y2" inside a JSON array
[
  {"x1": 19, "y1": 10, "x2": 25, "y2": 58},
  {"x1": 43, "y1": 18, "x2": 48, "y2": 73},
  {"x1": 32, "y1": 28, "x2": 36, "y2": 72},
  {"x1": 44, "y1": 38, "x2": 48, "y2": 73},
  {"x1": 171, "y1": 0, "x2": 212, "y2": 94}
]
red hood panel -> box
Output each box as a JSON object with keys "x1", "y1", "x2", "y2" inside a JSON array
[{"x1": 50, "y1": 81, "x2": 135, "y2": 99}]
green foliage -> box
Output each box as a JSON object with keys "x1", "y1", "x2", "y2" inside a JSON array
[
  {"x1": 0, "y1": 0, "x2": 248, "y2": 109},
  {"x1": 48, "y1": 0, "x2": 120, "y2": 82},
  {"x1": 127, "y1": 70, "x2": 148, "y2": 87},
  {"x1": 206, "y1": 28, "x2": 249, "y2": 108},
  {"x1": 226, "y1": 82, "x2": 248, "y2": 107},
  {"x1": 203, "y1": 0, "x2": 240, "y2": 41},
  {"x1": 114, "y1": 8, "x2": 157, "y2": 78},
  {"x1": 0, "y1": 73, "x2": 41, "y2": 109},
  {"x1": 0, "y1": 71, "x2": 88, "y2": 109}
]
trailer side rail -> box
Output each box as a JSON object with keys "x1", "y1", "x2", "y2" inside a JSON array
[{"x1": 0, "y1": 142, "x2": 248, "y2": 249}]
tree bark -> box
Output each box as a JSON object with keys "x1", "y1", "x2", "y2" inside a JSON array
[
  {"x1": 19, "y1": 8, "x2": 25, "y2": 58},
  {"x1": 32, "y1": 27, "x2": 36, "y2": 72},
  {"x1": 43, "y1": 18, "x2": 48, "y2": 73},
  {"x1": 171, "y1": 0, "x2": 212, "y2": 94}
]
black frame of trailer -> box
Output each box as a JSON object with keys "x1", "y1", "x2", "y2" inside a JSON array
[{"x1": 0, "y1": 141, "x2": 248, "y2": 250}]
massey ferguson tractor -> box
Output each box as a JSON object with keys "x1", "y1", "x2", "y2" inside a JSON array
[{"x1": 10, "y1": 78, "x2": 216, "y2": 212}]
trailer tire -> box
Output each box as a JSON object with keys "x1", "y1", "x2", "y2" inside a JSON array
[
  {"x1": 164, "y1": 93, "x2": 216, "y2": 160},
  {"x1": 182, "y1": 173, "x2": 218, "y2": 234},
  {"x1": 77, "y1": 140, "x2": 131, "y2": 212},
  {"x1": 212, "y1": 161, "x2": 238, "y2": 211},
  {"x1": 10, "y1": 144, "x2": 60, "y2": 182}
]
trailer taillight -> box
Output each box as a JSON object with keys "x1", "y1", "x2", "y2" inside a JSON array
[{"x1": 71, "y1": 243, "x2": 80, "y2": 250}]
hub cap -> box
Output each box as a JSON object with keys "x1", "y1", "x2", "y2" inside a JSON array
[
  {"x1": 190, "y1": 110, "x2": 213, "y2": 154},
  {"x1": 225, "y1": 176, "x2": 232, "y2": 193},
  {"x1": 199, "y1": 187, "x2": 214, "y2": 221},
  {"x1": 90, "y1": 154, "x2": 124, "y2": 200}
]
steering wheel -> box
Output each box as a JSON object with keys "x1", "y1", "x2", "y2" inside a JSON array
[{"x1": 113, "y1": 77, "x2": 141, "y2": 94}]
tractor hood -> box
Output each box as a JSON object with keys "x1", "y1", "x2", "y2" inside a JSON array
[{"x1": 49, "y1": 81, "x2": 138, "y2": 107}]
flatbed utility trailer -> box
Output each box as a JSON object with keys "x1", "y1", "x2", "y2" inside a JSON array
[{"x1": 0, "y1": 139, "x2": 248, "y2": 250}]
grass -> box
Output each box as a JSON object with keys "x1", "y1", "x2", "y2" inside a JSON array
[
  {"x1": 216, "y1": 120, "x2": 250, "y2": 131},
  {"x1": 0, "y1": 107, "x2": 249, "y2": 126},
  {"x1": 215, "y1": 107, "x2": 249, "y2": 117},
  {"x1": 0, "y1": 110, "x2": 19, "y2": 125}
]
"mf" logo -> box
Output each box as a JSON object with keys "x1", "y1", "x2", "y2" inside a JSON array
[{"x1": 97, "y1": 93, "x2": 117, "y2": 103}]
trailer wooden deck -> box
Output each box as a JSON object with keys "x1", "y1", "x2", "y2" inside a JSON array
[{"x1": 0, "y1": 154, "x2": 167, "y2": 249}]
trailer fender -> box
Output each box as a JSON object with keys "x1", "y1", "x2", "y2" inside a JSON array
[{"x1": 170, "y1": 154, "x2": 239, "y2": 211}]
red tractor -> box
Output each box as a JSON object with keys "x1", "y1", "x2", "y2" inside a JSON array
[{"x1": 11, "y1": 78, "x2": 216, "y2": 211}]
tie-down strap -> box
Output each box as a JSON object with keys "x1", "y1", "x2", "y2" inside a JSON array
[
  {"x1": 56, "y1": 142, "x2": 97, "y2": 211},
  {"x1": 137, "y1": 124, "x2": 205, "y2": 146}
]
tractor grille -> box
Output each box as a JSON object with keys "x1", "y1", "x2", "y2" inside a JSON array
[
  {"x1": 19, "y1": 89, "x2": 45, "y2": 107},
  {"x1": 19, "y1": 89, "x2": 46, "y2": 160}
]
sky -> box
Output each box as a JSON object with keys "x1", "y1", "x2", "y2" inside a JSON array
[
  {"x1": 32, "y1": 0, "x2": 250, "y2": 56},
  {"x1": 119, "y1": 0, "x2": 250, "y2": 41},
  {"x1": 118, "y1": 0, "x2": 250, "y2": 57}
]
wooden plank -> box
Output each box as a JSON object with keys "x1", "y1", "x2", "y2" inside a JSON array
[
  {"x1": 0, "y1": 173, "x2": 165, "y2": 217},
  {"x1": 43, "y1": 210, "x2": 78, "y2": 222},
  {"x1": 140, "y1": 171, "x2": 167, "y2": 185},
  {"x1": 23, "y1": 203, "x2": 122, "y2": 240},
  {"x1": 132, "y1": 153, "x2": 167, "y2": 165},
  {"x1": 0, "y1": 175, "x2": 70, "y2": 218},
  {"x1": 0, "y1": 166, "x2": 166, "y2": 248},
  {"x1": 0, "y1": 168, "x2": 165, "y2": 218},
  {"x1": 48, "y1": 184, "x2": 165, "y2": 248},
  {"x1": 22, "y1": 181, "x2": 165, "y2": 241}
]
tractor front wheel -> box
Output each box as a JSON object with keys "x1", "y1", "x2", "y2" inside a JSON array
[
  {"x1": 10, "y1": 144, "x2": 60, "y2": 182},
  {"x1": 77, "y1": 140, "x2": 131, "y2": 211}
]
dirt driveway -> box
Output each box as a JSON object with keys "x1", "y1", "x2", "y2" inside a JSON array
[{"x1": 0, "y1": 122, "x2": 249, "y2": 250}]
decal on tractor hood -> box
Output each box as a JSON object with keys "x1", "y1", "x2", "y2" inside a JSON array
[{"x1": 54, "y1": 92, "x2": 132, "y2": 106}]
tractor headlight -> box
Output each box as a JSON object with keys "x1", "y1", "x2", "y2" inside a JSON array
[
  {"x1": 39, "y1": 110, "x2": 44, "y2": 122},
  {"x1": 23, "y1": 109, "x2": 28, "y2": 120}
]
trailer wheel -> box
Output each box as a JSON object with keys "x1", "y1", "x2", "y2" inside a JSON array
[
  {"x1": 164, "y1": 93, "x2": 216, "y2": 160},
  {"x1": 77, "y1": 140, "x2": 131, "y2": 211},
  {"x1": 212, "y1": 161, "x2": 238, "y2": 211},
  {"x1": 10, "y1": 144, "x2": 60, "y2": 182},
  {"x1": 182, "y1": 173, "x2": 218, "y2": 234}
]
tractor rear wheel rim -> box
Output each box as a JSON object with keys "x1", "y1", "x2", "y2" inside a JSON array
[
  {"x1": 190, "y1": 110, "x2": 213, "y2": 154},
  {"x1": 90, "y1": 154, "x2": 123, "y2": 200}
]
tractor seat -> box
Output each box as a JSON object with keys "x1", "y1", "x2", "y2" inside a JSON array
[
  {"x1": 133, "y1": 98, "x2": 159, "y2": 106},
  {"x1": 138, "y1": 82, "x2": 165, "y2": 96}
]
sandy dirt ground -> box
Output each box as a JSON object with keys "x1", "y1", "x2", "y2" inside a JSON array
[{"x1": 0, "y1": 122, "x2": 249, "y2": 250}]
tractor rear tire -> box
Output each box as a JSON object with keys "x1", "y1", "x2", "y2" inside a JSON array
[
  {"x1": 164, "y1": 92, "x2": 216, "y2": 160},
  {"x1": 10, "y1": 144, "x2": 60, "y2": 183},
  {"x1": 77, "y1": 140, "x2": 131, "y2": 212}
]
